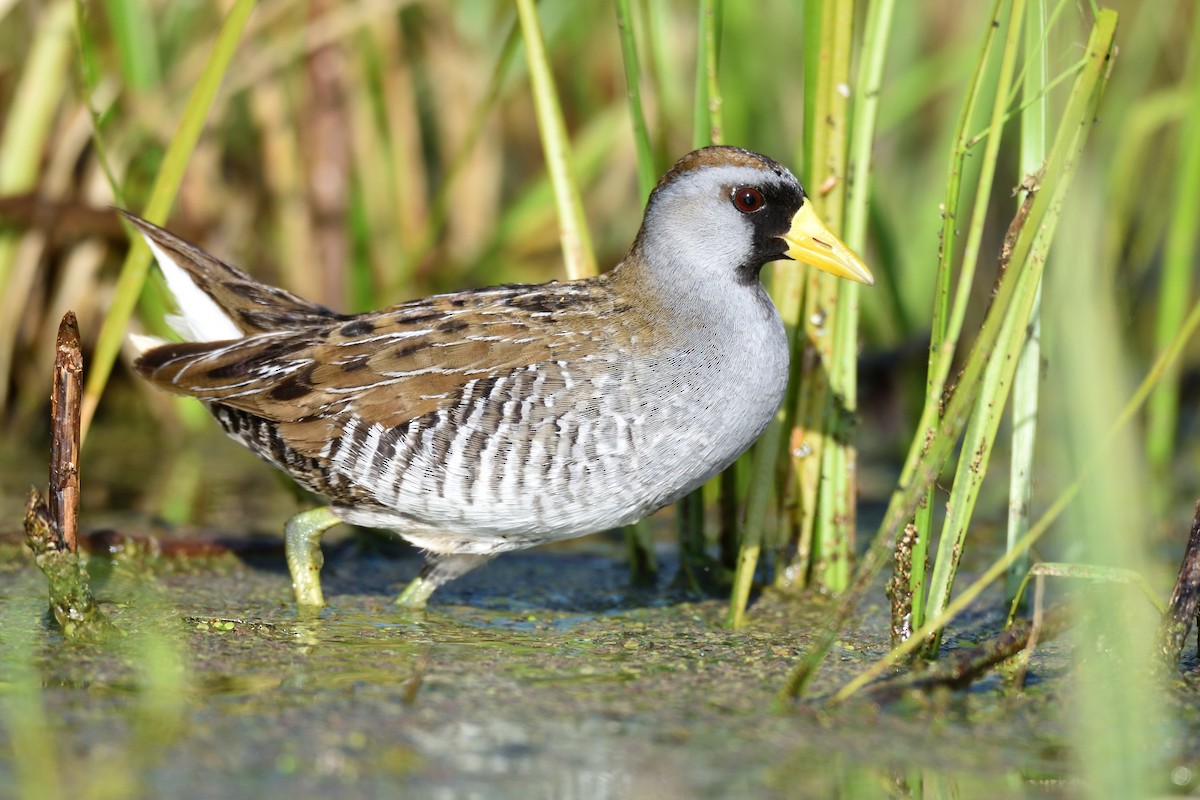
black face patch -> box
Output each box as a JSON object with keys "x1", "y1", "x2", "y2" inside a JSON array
[{"x1": 735, "y1": 181, "x2": 806, "y2": 283}]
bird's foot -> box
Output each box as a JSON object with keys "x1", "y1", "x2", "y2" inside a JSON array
[{"x1": 284, "y1": 506, "x2": 341, "y2": 608}]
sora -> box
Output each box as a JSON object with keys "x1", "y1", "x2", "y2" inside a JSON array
[{"x1": 128, "y1": 146, "x2": 873, "y2": 609}]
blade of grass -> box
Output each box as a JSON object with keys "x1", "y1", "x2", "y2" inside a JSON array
[
  {"x1": 616, "y1": 0, "x2": 657, "y2": 200},
  {"x1": 692, "y1": 0, "x2": 722, "y2": 149},
  {"x1": 103, "y1": 0, "x2": 162, "y2": 90},
  {"x1": 781, "y1": 8, "x2": 1118, "y2": 700},
  {"x1": 515, "y1": 0, "x2": 596, "y2": 281},
  {"x1": 924, "y1": 186, "x2": 1041, "y2": 655},
  {"x1": 920, "y1": 0, "x2": 1028, "y2": 649},
  {"x1": 834, "y1": 180, "x2": 1196, "y2": 703},
  {"x1": 782, "y1": 0, "x2": 836, "y2": 592},
  {"x1": 807, "y1": 0, "x2": 857, "y2": 593},
  {"x1": 843, "y1": 0, "x2": 896, "y2": 254},
  {"x1": 80, "y1": 0, "x2": 258, "y2": 442},
  {"x1": 904, "y1": 0, "x2": 1007, "y2": 634},
  {"x1": 614, "y1": 0, "x2": 659, "y2": 582},
  {"x1": 1006, "y1": 0, "x2": 1049, "y2": 602},
  {"x1": 678, "y1": 0, "x2": 724, "y2": 589},
  {"x1": 1145, "y1": 11, "x2": 1200, "y2": 473}
]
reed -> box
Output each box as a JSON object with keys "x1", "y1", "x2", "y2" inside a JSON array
[
  {"x1": 783, "y1": 5, "x2": 1121, "y2": 698},
  {"x1": 1005, "y1": 0, "x2": 1048, "y2": 603}
]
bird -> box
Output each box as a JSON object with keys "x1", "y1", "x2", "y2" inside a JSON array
[{"x1": 125, "y1": 146, "x2": 873, "y2": 610}]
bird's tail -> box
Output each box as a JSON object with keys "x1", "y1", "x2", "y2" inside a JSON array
[{"x1": 120, "y1": 211, "x2": 342, "y2": 350}]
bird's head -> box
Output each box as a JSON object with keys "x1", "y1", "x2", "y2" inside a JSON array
[{"x1": 632, "y1": 146, "x2": 874, "y2": 288}]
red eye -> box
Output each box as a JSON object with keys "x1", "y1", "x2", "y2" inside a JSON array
[{"x1": 732, "y1": 187, "x2": 764, "y2": 213}]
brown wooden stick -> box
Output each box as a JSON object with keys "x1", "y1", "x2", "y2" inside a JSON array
[
  {"x1": 24, "y1": 312, "x2": 113, "y2": 638},
  {"x1": 1155, "y1": 499, "x2": 1200, "y2": 666},
  {"x1": 50, "y1": 312, "x2": 83, "y2": 552}
]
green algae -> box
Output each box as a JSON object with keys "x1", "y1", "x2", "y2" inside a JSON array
[{"x1": 0, "y1": 538, "x2": 1106, "y2": 800}]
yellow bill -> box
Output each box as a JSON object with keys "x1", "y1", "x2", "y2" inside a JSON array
[{"x1": 782, "y1": 202, "x2": 874, "y2": 285}]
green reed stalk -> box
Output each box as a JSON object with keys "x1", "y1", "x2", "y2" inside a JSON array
[
  {"x1": 843, "y1": 0, "x2": 896, "y2": 254},
  {"x1": 920, "y1": 0, "x2": 1028, "y2": 652},
  {"x1": 515, "y1": 0, "x2": 596, "y2": 282},
  {"x1": 80, "y1": 0, "x2": 257, "y2": 442},
  {"x1": 615, "y1": 0, "x2": 659, "y2": 581},
  {"x1": 640, "y1": 1, "x2": 677, "y2": 168},
  {"x1": 1145, "y1": 11, "x2": 1200, "y2": 473},
  {"x1": 782, "y1": 8, "x2": 1118, "y2": 699},
  {"x1": 1006, "y1": 0, "x2": 1048, "y2": 602},
  {"x1": 1058, "y1": 191, "x2": 1163, "y2": 797},
  {"x1": 0, "y1": 0, "x2": 74, "y2": 415},
  {"x1": 904, "y1": 0, "x2": 1005, "y2": 634},
  {"x1": 840, "y1": 0, "x2": 896, "y2": 619},
  {"x1": 831, "y1": 62, "x2": 1199, "y2": 700},
  {"x1": 616, "y1": 0, "x2": 658, "y2": 200},
  {"x1": 781, "y1": 0, "x2": 829, "y2": 593},
  {"x1": 692, "y1": 0, "x2": 723, "y2": 149},
  {"x1": 676, "y1": 0, "x2": 724, "y2": 590},
  {"x1": 732, "y1": 0, "x2": 888, "y2": 622},
  {"x1": 103, "y1": 0, "x2": 162, "y2": 89},
  {"x1": 833, "y1": 261, "x2": 1193, "y2": 699},
  {"x1": 798, "y1": 0, "x2": 857, "y2": 593}
]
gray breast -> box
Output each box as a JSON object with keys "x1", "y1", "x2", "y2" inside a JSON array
[{"x1": 325, "y1": 294, "x2": 789, "y2": 552}]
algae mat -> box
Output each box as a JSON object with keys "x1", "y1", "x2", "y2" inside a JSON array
[{"x1": 0, "y1": 533, "x2": 1127, "y2": 800}]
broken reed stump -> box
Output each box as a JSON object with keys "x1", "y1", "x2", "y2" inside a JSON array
[
  {"x1": 1155, "y1": 499, "x2": 1200, "y2": 667},
  {"x1": 50, "y1": 308, "x2": 82, "y2": 552},
  {"x1": 22, "y1": 312, "x2": 112, "y2": 638},
  {"x1": 886, "y1": 523, "x2": 919, "y2": 647}
]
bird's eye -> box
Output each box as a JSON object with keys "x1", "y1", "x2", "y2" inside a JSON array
[{"x1": 732, "y1": 187, "x2": 765, "y2": 214}]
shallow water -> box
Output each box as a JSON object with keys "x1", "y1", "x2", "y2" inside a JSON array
[
  {"x1": 2, "y1": 427, "x2": 1198, "y2": 799},
  {"x1": 0, "y1": 530, "x2": 1114, "y2": 800}
]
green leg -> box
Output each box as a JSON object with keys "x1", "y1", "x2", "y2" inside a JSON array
[
  {"x1": 395, "y1": 553, "x2": 490, "y2": 609},
  {"x1": 395, "y1": 575, "x2": 438, "y2": 609},
  {"x1": 285, "y1": 507, "x2": 341, "y2": 608}
]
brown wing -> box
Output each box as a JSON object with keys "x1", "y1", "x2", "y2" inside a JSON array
[{"x1": 135, "y1": 280, "x2": 628, "y2": 458}]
